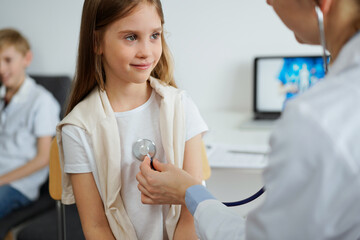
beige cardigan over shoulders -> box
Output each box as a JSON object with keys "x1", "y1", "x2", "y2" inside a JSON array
[{"x1": 56, "y1": 77, "x2": 185, "y2": 240}]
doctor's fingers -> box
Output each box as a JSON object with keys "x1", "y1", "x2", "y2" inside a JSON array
[
  {"x1": 138, "y1": 183, "x2": 184, "y2": 205},
  {"x1": 140, "y1": 192, "x2": 156, "y2": 205},
  {"x1": 136, "y1": 170, "x2": 163, "y2": 196},
  {"x1": 138, "y1": 184, "x2": 168, "y2": 205},
  {"x1": 137, "y1": 183, "x2": 157, "y2": 204},
  {"x1": 137, "y1": 181, "x2": 171, "y2": 205},
  {"x1": 139, "y1": 156, "x2": 165, "y2": 176},
  {"x1": 151, "y1": 158, "x2": 168, "y2": 172},
  {"x1": 139, "y1": 156, "x2": 153, "y2": 175},
  {"x1": 135, "y1": 171, "x2": 146, "y2": 186}
]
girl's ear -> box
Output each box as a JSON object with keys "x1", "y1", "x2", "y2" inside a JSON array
[{"x1": 94, "y1": 43, "x2": 103, "y2": 55}]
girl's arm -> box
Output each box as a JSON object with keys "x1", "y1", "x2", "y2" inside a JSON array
[
  {"x1": 70, "y1": 173, "x2": 115, "y2": 240},
  {"x1": 0, "y1": 136, "x2": 52, "y2": 185},
  {"x1": 173, "y1": 134, "x2": 203, "y2": 240}
]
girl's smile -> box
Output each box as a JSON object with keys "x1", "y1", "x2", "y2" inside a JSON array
[{"x1": 130, "y1": 62, "x2": 153, "y2": 70}]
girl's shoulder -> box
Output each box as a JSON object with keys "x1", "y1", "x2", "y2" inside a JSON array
[
  {"x1": 149, "y1": 77, "x2": 183, "y2": 98},
  {"x1": 60, "y1": 87, "x2": 106, "y2": 130}
]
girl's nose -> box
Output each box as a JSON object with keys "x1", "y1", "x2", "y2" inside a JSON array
[{"x1": 136, "y1": 41, "x2": 151, "y2": 59}]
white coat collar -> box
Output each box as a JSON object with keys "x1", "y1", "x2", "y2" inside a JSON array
[{"x1": 328, "y1": 31, "x2": 360, "y2": 78}]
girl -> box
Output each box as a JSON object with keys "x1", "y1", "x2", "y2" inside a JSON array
[{"x1": 56, "y1": 0, "x2": 207, "y2": 239}]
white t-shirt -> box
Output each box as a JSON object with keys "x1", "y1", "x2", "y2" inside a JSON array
[{"x1": 61, "y1": 90, "x2": 208, "y2": 240}]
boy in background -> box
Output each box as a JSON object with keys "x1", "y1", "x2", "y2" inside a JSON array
[{"x1": 0, "y1": 28, "x2": 60, "y2": 218}]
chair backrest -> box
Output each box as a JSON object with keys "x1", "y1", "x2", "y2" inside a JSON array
[
  {"x1": 31, "y1": 75, "x2": 72, "y2": 119},
  {"x1": 31, "y1": 75, "x2": 71, "y2": 197},
  {"x1": 49, "y1": 137, "x2": 62, "y2": 200}
]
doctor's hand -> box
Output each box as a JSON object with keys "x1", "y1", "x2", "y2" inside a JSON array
[{"x1": 136, "y1": 156, "x2": 201, "y2": 206}]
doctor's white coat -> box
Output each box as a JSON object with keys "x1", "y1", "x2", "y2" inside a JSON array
[{"x1": 194, "y1": 32, "x2": 360, "y2": 240}]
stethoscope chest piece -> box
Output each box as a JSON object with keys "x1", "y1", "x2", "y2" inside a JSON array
[{"x1": 133, "y1": 139, "x2": 156, "y2": 161}]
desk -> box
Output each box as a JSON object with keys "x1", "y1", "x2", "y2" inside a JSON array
[{"x1": 202, "y1": 111, "x2": 273, "y2": 217}]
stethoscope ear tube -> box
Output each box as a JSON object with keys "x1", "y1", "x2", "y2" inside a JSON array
[
  {"x1": 222, "y1": 187, "x2": 265, "y2": 207},
  {"x1": 315, "y1": 5, "x2": 329, "y2": 74}
]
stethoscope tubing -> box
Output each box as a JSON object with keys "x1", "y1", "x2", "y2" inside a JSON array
[
  {"x1": 134, "y1": 138, "x2": 266, "y2": 206},
  {"x1": 222, "y1": 187, "x2": 265, "y2": 207},
  {"x1": 148, "y1": 154, "x2": 156, "y2": 170}
]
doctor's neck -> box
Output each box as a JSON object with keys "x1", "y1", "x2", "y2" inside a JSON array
[{"x1": 324, "y1": 0, "x2": 360, "y2": 62}]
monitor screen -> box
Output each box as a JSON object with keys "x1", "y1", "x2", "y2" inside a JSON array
[{"x1": 254, "y1": 56, "x2": 327, "y2": 116}]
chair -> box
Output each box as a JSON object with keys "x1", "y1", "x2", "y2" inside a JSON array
[
  {"x1": 0, "y1": 182, "x2": 54, "y2": 240},
  {"x1": 16, "y1": 138, "x2": 84, "y2": 240},
  {"x1": 3, "y1": 233, "x2": 13, "y2": 240},
  {"x1": 49, "y1": 138, "x2": 66, "y2": 240},
  {"x1": 31, "y1": 75, "x2": 72, "y2": 119},
  {"x1": 0, "y1": 75, "x2": 71, "y2": 240}
]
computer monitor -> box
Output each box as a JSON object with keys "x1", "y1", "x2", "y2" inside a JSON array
[{"x1": 253, "y1": 56, "x2": 327, "y2": 120}]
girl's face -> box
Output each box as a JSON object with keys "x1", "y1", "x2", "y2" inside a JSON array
[
  {"x1": 99, "y1": 2, "x2": 162, "y2": 86},
  {"x1": 267, "y1": 0, "x2": 320, "y2": 45}
]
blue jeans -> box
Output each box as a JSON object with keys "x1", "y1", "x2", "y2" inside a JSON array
[{"x1": 0, "y1": 185, "x2": 31, "y2": 219}]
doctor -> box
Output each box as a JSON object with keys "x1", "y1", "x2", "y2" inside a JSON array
[{"x1": 137, "y1": 0, "x2": 360, "y2": 239}]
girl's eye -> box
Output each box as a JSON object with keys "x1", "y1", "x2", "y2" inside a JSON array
[
  {"x1": 125, "y1": 35, "x2": 137, "y2": 41},
  {"x1": 151, "y1": 32, "x2": 161, "y2": 40}
]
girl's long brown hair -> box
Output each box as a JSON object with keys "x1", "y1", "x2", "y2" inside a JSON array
[{"x1": 66, "y1": 0, "x2": 175, "y2": 116}]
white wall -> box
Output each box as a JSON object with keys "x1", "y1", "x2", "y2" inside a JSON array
[
  {"x1": 0, "y1": 0, "x2": 322, "y2": 113},
  {"x1": 0, "y1": 0, "x2": 83, "y2": 76}
]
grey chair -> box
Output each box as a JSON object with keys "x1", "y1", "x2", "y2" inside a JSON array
[
  {"x1": 17, "y1": 204, "x2": 84, "y2": 240},
  {"x1": 31, "y1": 75, "x2": 72, "y2": 119}
]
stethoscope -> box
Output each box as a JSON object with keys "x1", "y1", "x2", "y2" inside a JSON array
[
  {"x1": 315, "y1": 5, "x2": 329, "y2": 74},
  {"x1": 133, "y1": 139, "x2": 157, "y2": 170},
  {"x1": 133, "y1": 139, "x2": 265, "y2": 206}
]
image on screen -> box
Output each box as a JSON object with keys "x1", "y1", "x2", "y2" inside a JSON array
[{"x1": 256, "y1": 56, "x2": 327, "y2": 112}]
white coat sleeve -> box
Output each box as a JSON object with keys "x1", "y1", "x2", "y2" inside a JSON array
[
  {"x1": 194, "y1": 199, "x2": 246, "y2": 240},
  {"x1": 186, "y1": 185, "x2": 246, "y2": 240}
]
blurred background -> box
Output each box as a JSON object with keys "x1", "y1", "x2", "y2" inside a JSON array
[{"x1": 0, "y1": 0, "x2": 322, "y2": 114}]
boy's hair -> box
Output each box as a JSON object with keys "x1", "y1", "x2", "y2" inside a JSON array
[
  {"x1": 0, "y1": 28, "x2": 30, "y2": 55},
  {"x1": 66, "y1": 0, "x2": 175, "y2": 115}
]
